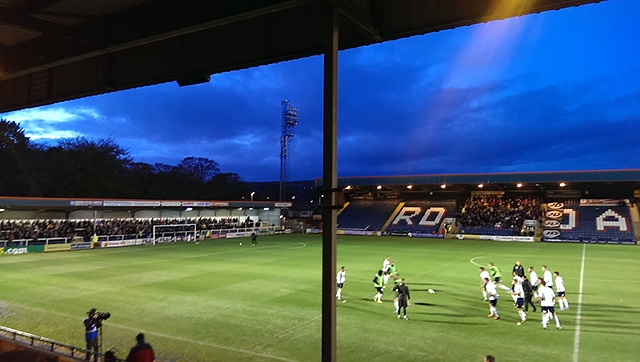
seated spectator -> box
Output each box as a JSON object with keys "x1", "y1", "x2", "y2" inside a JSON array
[{"x1": 126, "y1": 333, "x2": 155, "y2": 362}]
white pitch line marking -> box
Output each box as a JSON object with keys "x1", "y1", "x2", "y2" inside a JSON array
[
  {"x1": 469, "y1": 256, "x2": 487, "y2": 267},
  {"x1": 573, "y1": 243, "x2": 586, "y2": 362}
]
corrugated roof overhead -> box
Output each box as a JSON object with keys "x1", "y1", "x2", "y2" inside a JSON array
[{"x1": 0, "y1": 0, "x2": 603, "y2": 112}]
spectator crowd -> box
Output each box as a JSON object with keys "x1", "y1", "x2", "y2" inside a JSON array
[
  {"x1": 0, "y1": 217, "x2": 256, "y2": 243},
  {"x1": 456, "y1": 195, "x2": 543, "y2": 232}
]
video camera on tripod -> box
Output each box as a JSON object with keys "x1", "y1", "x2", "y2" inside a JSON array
[{"x1": 95, "y1": 311, "x2": 111, "y2": 321}]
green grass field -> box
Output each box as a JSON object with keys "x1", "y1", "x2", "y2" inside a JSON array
[{"x1": 0, "y1": 234, "x2": 638, "y2": 362}]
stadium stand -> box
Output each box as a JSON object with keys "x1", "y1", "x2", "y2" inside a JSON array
[
  {"x1": 386, "y1": 199, "x2": 457, "y2": 236},
  {"x1": 542, "y1": 199, "x2": 636, "y2": 244},
  {"x1": 456, "y1": 195, "x2": 543, "y2": 236},
  {"x1": 0, "y1": 217, "x2": 256, "y2": 244},
  {"x1": 337, "y1": 199, "x2": 399, "y2": 231}
]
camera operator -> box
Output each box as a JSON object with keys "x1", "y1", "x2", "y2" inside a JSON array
[{"x1": 84, "y1": 308, "x2": 104, "y2": 361}]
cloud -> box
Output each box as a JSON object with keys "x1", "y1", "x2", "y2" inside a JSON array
[{"x1": 1, "y1": 0, "x2": 639, "y2": 182}]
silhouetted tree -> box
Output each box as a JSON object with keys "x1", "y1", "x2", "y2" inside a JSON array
[
  {"x1": 177, "y1": 157, "x2": 220, "y2": 183},
  {"x1": 39, "y1": 137, "x2": 133, "y2": 197},
  {"x1": 0, "y1": 119, "x2": 34, "y2": 195},
  {"x1": 0, "y1": 120, "x2": 250, "y2": 200},
  {"x1": 208, "y1": 173, "x2": 250, "y2": 200}
]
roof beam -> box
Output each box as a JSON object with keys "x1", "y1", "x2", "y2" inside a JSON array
[
  {"x1": 0, "y1": 9, "x2": 63, "y2": 34},
  {"x1": 0, "y1": 0, "x2": 315, "y2": 81},
  {"x1": 337, "y1": 0, "x2": 382, "y2": 41}
]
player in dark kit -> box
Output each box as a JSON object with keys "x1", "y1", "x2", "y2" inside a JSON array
[
  {"x1": 522, "y1": 275, "x2": 537, "y2": 312},
  {"x1": 393, "y1": 278, "x2": 411, "y2": 320},
  {"x1": 251, "y1": 232, "x2": 257, "y2": 246}
]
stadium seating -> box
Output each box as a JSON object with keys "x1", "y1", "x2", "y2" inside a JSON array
[
  {"x1": 543, "y1": 199, "x2": 636, "y2": 244},
  {"x1": 0, "y1": 217, "x2": 254, "y2": 244},
  {"x1": 456, "y1": 195, "x2": 543, "y2": 236},
  {"x1": 337, "y1": 199, "x2": 399, "y2": 231},
  {"x1": 386, "y1": 199, "x2": 457, "y2": 235}
]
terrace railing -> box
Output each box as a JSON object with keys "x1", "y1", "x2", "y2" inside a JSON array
[{"x1": 0, "y1": 325, "x2": 119, "y2": 361}]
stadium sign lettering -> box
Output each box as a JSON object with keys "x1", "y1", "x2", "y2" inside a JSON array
[
  {"x1": 596, "y1": 209, "x2": 628, "y2": 231},
  {"x1": 547, "y1": 202, "x2": 564, "y2": 210},
  {"x1": 560, "y1": 209, "x2": 576, "y2": 229},
  {"x1": 543, "y1": 230, "x2": 560, "y2": 238},
  {"x1": 4, "y1": 247, "x2": 28, "y2": 255},
  {"x1": 545, "y1": 210, "x2": 563, "y2": 219},
  {"x1": 543, "y1": 219, "x2": 561, "y2": 228},
  {"x1": 543, "y1": 208, "x2": 630, "y2": 239},
  {"x1": 392, "y1": 207, "x2": 446, "y2": 226},
  {"x1": 554, "y1": 208, "x2": 626, "y2": 231}
]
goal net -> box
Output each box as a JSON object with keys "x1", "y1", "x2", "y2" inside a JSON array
[{"x1": 152, "y1": 224, "x2": 197, "y2": 245}]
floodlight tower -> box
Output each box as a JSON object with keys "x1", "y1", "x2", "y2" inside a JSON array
[{"x1": 280, "y1": 99, "x2": 299, "y2": 201}]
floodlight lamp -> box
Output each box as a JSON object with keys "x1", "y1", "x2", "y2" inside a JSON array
[
  {"x1": 440, "y1": 184, "x2": 446, "y2": 189},
  {"x1": 345, "y1": 185, "x2": 353, "y2": 190},
  {"x1": 185, "y1": 207, "x2": 193, "y2": 212},
  {"x1": 407, "y1": 185, "x2": 413, "y2": 189},
  {"x1": 559, "y1": 182, "x2": 566, "y2": 187},
  {"x1": 516, "y1": 183, "x2": 523, "y2": 188},
  {"x1": 376, "y1": 185, "x2": 382, "y2": 190},
  {"x1": 477, "y1": 184, "x2": 484, "y2": 188},
  {"x1": 0, "y1": 208, "x2": 4, "y2": 212}
]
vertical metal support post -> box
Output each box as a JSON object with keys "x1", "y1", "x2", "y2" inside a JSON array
[{"x1": 321, "y1": 1, "x2": 338, "y2": 361}]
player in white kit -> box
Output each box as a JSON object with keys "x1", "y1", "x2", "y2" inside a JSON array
[
  {"x1": 554, "y1": 271, "x2": 569, "y2": 310},
  {"x1": 537, "y1": 280, "x2": 561, "y2": 330}
]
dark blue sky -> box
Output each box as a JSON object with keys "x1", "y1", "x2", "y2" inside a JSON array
[{"x1": 2, "y1": 0, "x2": 639, "y2": 182}]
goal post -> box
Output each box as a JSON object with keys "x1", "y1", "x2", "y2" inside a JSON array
[{"x1": 151, "y1": 224, "x2": 197, "y2": 245}]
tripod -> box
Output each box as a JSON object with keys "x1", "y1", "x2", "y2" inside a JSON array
[{"x1": 98, "y1": 326, "x2": 104, "y2": 362}]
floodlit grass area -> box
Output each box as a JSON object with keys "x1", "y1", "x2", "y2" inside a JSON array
[{"x1": 0, "y1": 234, "x2": 638, "y2": 361}]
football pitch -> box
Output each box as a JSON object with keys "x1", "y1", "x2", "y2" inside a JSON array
[{"x1": 0, "y1": 234, "x2": 638, "y2": 362}]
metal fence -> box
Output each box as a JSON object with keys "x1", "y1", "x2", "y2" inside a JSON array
[
  {"x1": 0, "y1": 226, "x2": 279, "y2": 248},
  {"x1": 0, "y1": 325, "x2": 115, "y2": 361}
]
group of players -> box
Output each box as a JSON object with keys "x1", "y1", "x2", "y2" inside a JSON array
[
  {"x1": 335, "y1": 256, "x2": 411, "y2": 320},
  {"x1": 375, "y1": 256, "x2": 411, "y2": 320},
  {"x1": 480, "y1": 261, "x2": 569, "y2": 329},
  {"x1": 337, "y1": 255, "x2": 571, "y2": 328}
]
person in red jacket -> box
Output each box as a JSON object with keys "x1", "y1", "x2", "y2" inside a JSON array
[{"x1": 126, "y1": 333, "x2": 155, "y2": 362}]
